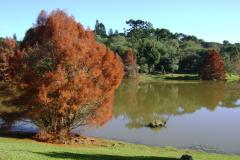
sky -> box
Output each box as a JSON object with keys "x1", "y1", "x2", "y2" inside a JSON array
[{"x1": 0, "y1": 0, "x2": 239, "y2": 43}]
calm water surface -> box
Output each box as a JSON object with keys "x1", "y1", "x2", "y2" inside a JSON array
[
  {"x1": 1, "y1": 80, "x2": 240, "y2": 154},
  {"x1": 82, "y1": 80, "x2": 240, "y2": 154}
]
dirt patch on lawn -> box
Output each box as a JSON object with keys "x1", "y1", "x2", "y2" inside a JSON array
[
  {"x1": 0, "y1": 131, "x2": 125, "y2": 148},
  {"x1": 45, "y1": 135, "x2": 126, "y2": 148}
]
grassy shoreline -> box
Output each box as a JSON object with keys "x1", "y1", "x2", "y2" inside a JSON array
[
  {"x1": 0, "y1": 136, "x2": 240, "y2": 160},
  {"x1": 139, "y1": 73, "x2": 240, "y2": 82}
]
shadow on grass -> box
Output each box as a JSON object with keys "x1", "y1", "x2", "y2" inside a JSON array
[
  {"x1": 32, "y1": 152, "x2": 180, "y2": 160},
  {"x1": 0, "y1": 131, "x2": 35, "y2": 139}
]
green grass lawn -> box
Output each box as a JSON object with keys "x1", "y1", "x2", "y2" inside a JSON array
[{"x1": 0, "y1": 137, "x2": 240, "y2": 160}]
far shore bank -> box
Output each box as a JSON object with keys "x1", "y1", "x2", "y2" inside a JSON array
[{"x1": 138, "y1": 73, "x2": 240, "y2": 82}]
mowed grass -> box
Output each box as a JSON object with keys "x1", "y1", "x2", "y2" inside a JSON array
[{"x1": 0, "y1": 137, "x2": 240, "y2": 160}]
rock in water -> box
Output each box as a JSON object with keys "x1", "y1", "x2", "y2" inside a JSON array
[
  {"x1": 180, "y1": 154, "x2": 193, "y2": 160},
  {"x1": 147, "y1": 120, "x2": 166, "y2": 128}
]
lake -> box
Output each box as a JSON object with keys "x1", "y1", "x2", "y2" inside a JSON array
[
  {"x1": 82, "y1": 80, "x2": 240, "y2": 154},
  {"x1": 1, "y1": 80, "x2": 240, "y2": 154}
]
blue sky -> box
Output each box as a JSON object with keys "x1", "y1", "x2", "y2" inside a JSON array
[{"x1": 0, "y1": 0, "x2": 239, "y2": 43}]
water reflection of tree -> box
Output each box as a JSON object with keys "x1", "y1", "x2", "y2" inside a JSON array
[
  {"x1": 113, "y1": 80, "x2": 240, "y2": 129},
  {"x1": 221, "y1": 82, "x2": 240, "y2": 108}
]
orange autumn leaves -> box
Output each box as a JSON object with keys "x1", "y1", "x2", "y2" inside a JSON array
[
  {"x1": 122, "y1": 48, "x2": 139, "y2": 78},
  {"x1": 0, "y1": 38, "x2": 21, "y2": 81},
  {"x1": 201, "y1": 50, "x2": 226, "y2": 81},
  {"x1": 0, "y1": 10, "x2": 124, "y2": 139},
  {"x1": 123, "y1": 48, "x2": 137, "y2": 65}
]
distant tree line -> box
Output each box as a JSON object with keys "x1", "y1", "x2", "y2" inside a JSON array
[
  {"x1": 1, "y1": 19, "x2": 239, "y2": 77},
  {"x1": 94, "y1": 19, "x2": 240, "y2": 75}
]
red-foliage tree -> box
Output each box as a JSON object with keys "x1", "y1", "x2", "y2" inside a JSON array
[
  {"x1": 2, "y1": 10, "x2": 124, "y2": 142},
  {"x1": 123, "y1": 48, "x2": 137, "y2": 65},
  {"x1": 200, "y1": 50, "x2": 226, "y2": 81},
  {"x1": 122, "y1": 48, "x2": 139, "y2": 78},
  {"x1": 0, "y1": 38, "x2": 20, "y2": 81}
]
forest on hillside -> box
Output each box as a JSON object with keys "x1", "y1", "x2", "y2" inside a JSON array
[{"x1": 94, "y1": 19, "x2": 240, "y2": 74}]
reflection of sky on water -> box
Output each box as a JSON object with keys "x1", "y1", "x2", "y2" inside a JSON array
[
  {"x1": 83, "y1": 106, "x2": 240, "y2": 154},
  {"x1": 234, "y1": 100, "x2": 240, "y2": 106},
  {"x1": 7, "y1": 119, "x2": 38, "y2": 133}
]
